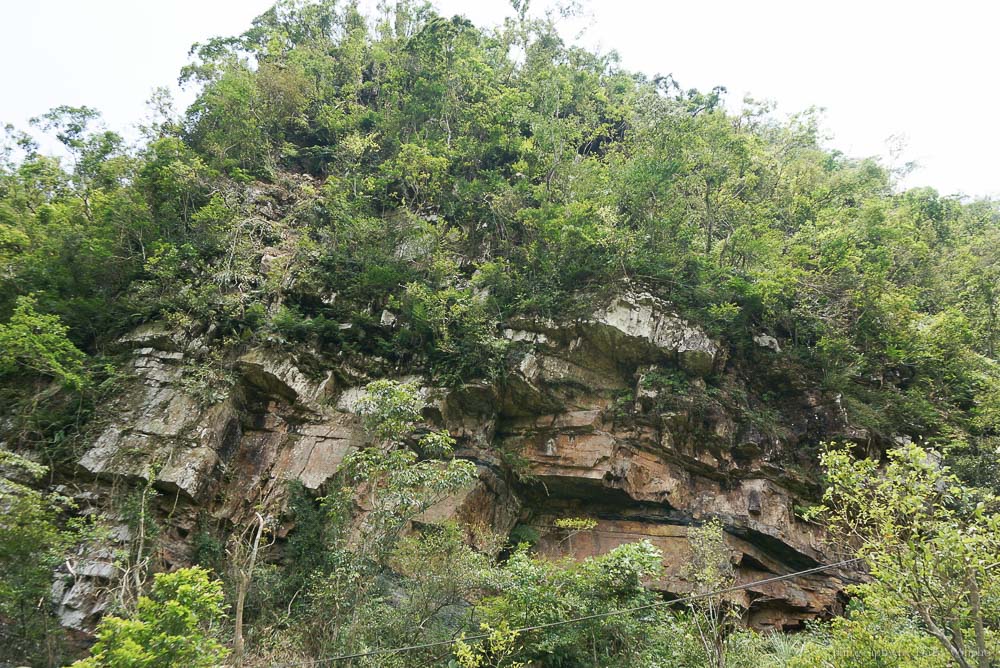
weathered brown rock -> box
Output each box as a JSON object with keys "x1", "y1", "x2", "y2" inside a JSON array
[
  {"x1": 488, "y1": 292, "x2": 864, "y2": 628},
  {"x1": 491, "y1": 387, "x2": 861, "y2": 628}
]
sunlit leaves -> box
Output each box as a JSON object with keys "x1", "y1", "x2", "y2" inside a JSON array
[
  {"x1": 72, "y1": 567, "x2": 229, "y2": 668},
  {"x1": 812, "y1": 442, "x2": 1000, "y2": 667},
  {"x1": 0, "y1": 295, "x2": 87, "y2": 389}
]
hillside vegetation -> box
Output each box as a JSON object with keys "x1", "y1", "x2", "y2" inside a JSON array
[{"x1": 1, "y1": 1, "x2": 999, "y2": 666}]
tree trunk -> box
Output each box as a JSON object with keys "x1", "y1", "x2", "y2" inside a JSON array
[
  {"x1": 967, "y1": 573, "x2": 990, "y2": 668},
  {"x1": 704, "y1": 181, "x2": 714, "y2": 255},
  {"x1": 918, "y1": 605, "x2": 972, "y2": 668},
  {"x1": 233, "y1": 513, "x2": 265, "y2": 667}
]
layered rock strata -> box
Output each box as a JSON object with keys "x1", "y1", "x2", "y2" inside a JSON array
[{"x1": 59, "y1": 292, "x2": 864, "y2": 632}]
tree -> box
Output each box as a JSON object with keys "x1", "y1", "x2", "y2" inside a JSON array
[
  {"x1": 785, "y1": 604, "x2": 951, "y2": 668},
  {"x1": 72, "y1": 567, "x2": 228, "y2": 668},
  {"x1": 682, "y1": 518, "x2": 736, "y2": 668},
  {"x1": 349, "y1": 380, "x2": 479, "y2": 562},
  {"x1": 810, "y1": 442, "x2": 1000, "y2": 668},
  {"x1": 228, "y1": 512, "x2": 271, "y2": 667},
  {"x1": 0, "y1": 451, "x2": 78, "y2": 666},
  {"x1": 475, "y1": 540, "x2": 664, "y2": 666},
  {"x1": 2, "y1": 2, "x2": 1000, "y2": 665},
  {"x1": 0, "y1": 295, "x2": 87, "y2": 389},
  {"x1": 453, "y1": 622, "x2": 525, "y2": 668},
  {"x1": 291, "y1": 380, "x2": 479, "y2": 662}
]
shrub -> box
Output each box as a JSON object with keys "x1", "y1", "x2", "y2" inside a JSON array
[{"x1": 72, "y1": 567, "x2": 229, "y2": 668}]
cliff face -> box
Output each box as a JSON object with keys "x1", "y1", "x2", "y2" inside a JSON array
[{"x1": 58, "y1": 291, "x2": 864, "y2": 635}]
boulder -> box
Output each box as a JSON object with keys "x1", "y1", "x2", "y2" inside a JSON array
[
  {"x1": 238, "y1": 349, "x2": 335, "y2": 407},
  {"x1": 584, "y1": 292, "x2": 721, "y2": 375}
]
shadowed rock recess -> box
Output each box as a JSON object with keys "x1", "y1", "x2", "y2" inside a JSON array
[{"x1": 58, "y1": 290, "x2": 865, "y2": 634}]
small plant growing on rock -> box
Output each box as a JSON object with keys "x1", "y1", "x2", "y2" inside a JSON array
[{"x1": 553, "y1": 516, "x2": 598, "y2": 550}]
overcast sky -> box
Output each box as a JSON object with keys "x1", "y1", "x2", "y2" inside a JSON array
[{"x1": 2, "y1": 0, "x2": 996, "y2": 198}]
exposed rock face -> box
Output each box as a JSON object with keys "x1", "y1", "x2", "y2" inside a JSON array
[
  {"x1": 585, "y1": 292, "x2": 722, "y2": 375},
  {"x1": 64, "y1": 338, "x2": 367, "y2": 629},
  {"x1": 477, "y1": 292, "x2": 860, "y2": 628},
  {"x1": 59, "y1": 290, "x2": 864, "y2": 634},
  {"x1": 754, "y1": 333, "x2": 782, "y2": 353},
  {"x1": 77, "y1": 347, "x2": 358, "y2": 504},
  {"x1": 507, "y1": 291, "x2": 723, "y2": 378}
]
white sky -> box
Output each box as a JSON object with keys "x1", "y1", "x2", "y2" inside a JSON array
[{"x1": 2, "y1": 0, "x2": 996, "y2": 198}]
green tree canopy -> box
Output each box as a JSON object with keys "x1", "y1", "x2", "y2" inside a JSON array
[{"x1": 72, "y1": 567, "x2": 229, "y2": 668}]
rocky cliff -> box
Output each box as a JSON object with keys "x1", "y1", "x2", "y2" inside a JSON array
[{"x1": 56, "y1": 290, "x2": 865, "y2": 636}]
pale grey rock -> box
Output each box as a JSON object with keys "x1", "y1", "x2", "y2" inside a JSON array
[
  {"x1": 281, "y1": 418, "x2": 364, "y2": 489},
  {"x1": 380, "y1": 309, "x2": 398, "y2": 327},
  {"x1": 502, "y1": 328, "x2": 549, "y2": 344},
  {"x1": 584, "y1": 292, "x2": 720, "y2": 375},
  {"x1": 79, "y1": 429, "x2": 157, "y2": 480},
  {"x1": 134, "y1": 388, "x2": 199, "y2": 438},
  {"x1": 150, "y1": 350, "x2": 185, "y2": 363},
  {"x1": 335, "y1": 386, "x2": 368, "y2": 413},
  {"x1": 508, "y1": 292, "x2": 721, "y2": 376},
  {"x1": 77, "y1": 559, "x2": 116, "y2": 580},
  {"x1": 54, "y1": 578, "x2": 106, "y2": 631},
  {"x1": 156, "y1": 445, "x2": 220, "y2": 499},
  {"x1": 753, "y1": 333, "x2": 782, "y2": 353},
  {"x1": 239, "y1": 349, "x2": 334, "y2": 407},
  {"x1": 117, "y1": 322, "x2": 182, "y2": 352}
]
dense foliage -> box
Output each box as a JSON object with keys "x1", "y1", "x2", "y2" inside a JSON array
[
  {"x1": 71, "y1": 567, "x2": 229, "y2": 668},
  {"x1": 1, "y1": 0, "x2": 999, "y2": 665},
  {"x1": 1, "y1": 1, "x2": 996, "y2": 453},
  {"x1": 0, "y1": 452, "x2": 82, "y2": 665},
  {"x1": 810, "y1": 442, "x2": 1000, "y2": 668}
]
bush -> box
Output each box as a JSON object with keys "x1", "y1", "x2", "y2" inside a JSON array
[
  {"x1": 72, "y1": 567, "x2": 229, "y2": 668},
  {"x1": 0, "y1": 452, "x2": 79, "y2": 666},
  {"x1": 0, "y1": 295, "x2": 87, "y2": 389}
]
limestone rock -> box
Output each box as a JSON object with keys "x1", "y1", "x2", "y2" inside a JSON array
[
  {"x1": 63, "y1": 289, "x2": 863, "y2": 637},
  {"x1": 276, "y1": 418, "x2": 364, "y2": 490},
  {"x1": 753, "y1": 333, "x2": 782, "y2": 353},
  {"x1": 509, "y1": 292, "x2": 722, "y2": 377},
  {"x1": 116, "y1": 322, "x2": 184, "y2": 352},
  {"x1": 238, "y1": 348, "x2": 335, "y2": 407},
  {"x1": 155, "y1": 444, "x2": 220, "y2": 499},
  {"x1": 380, "y1": 309, "x2": 398, "y2": 327},
  {"x1": 585, "y1": 292, "x2": 721, "y2": 375}
]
